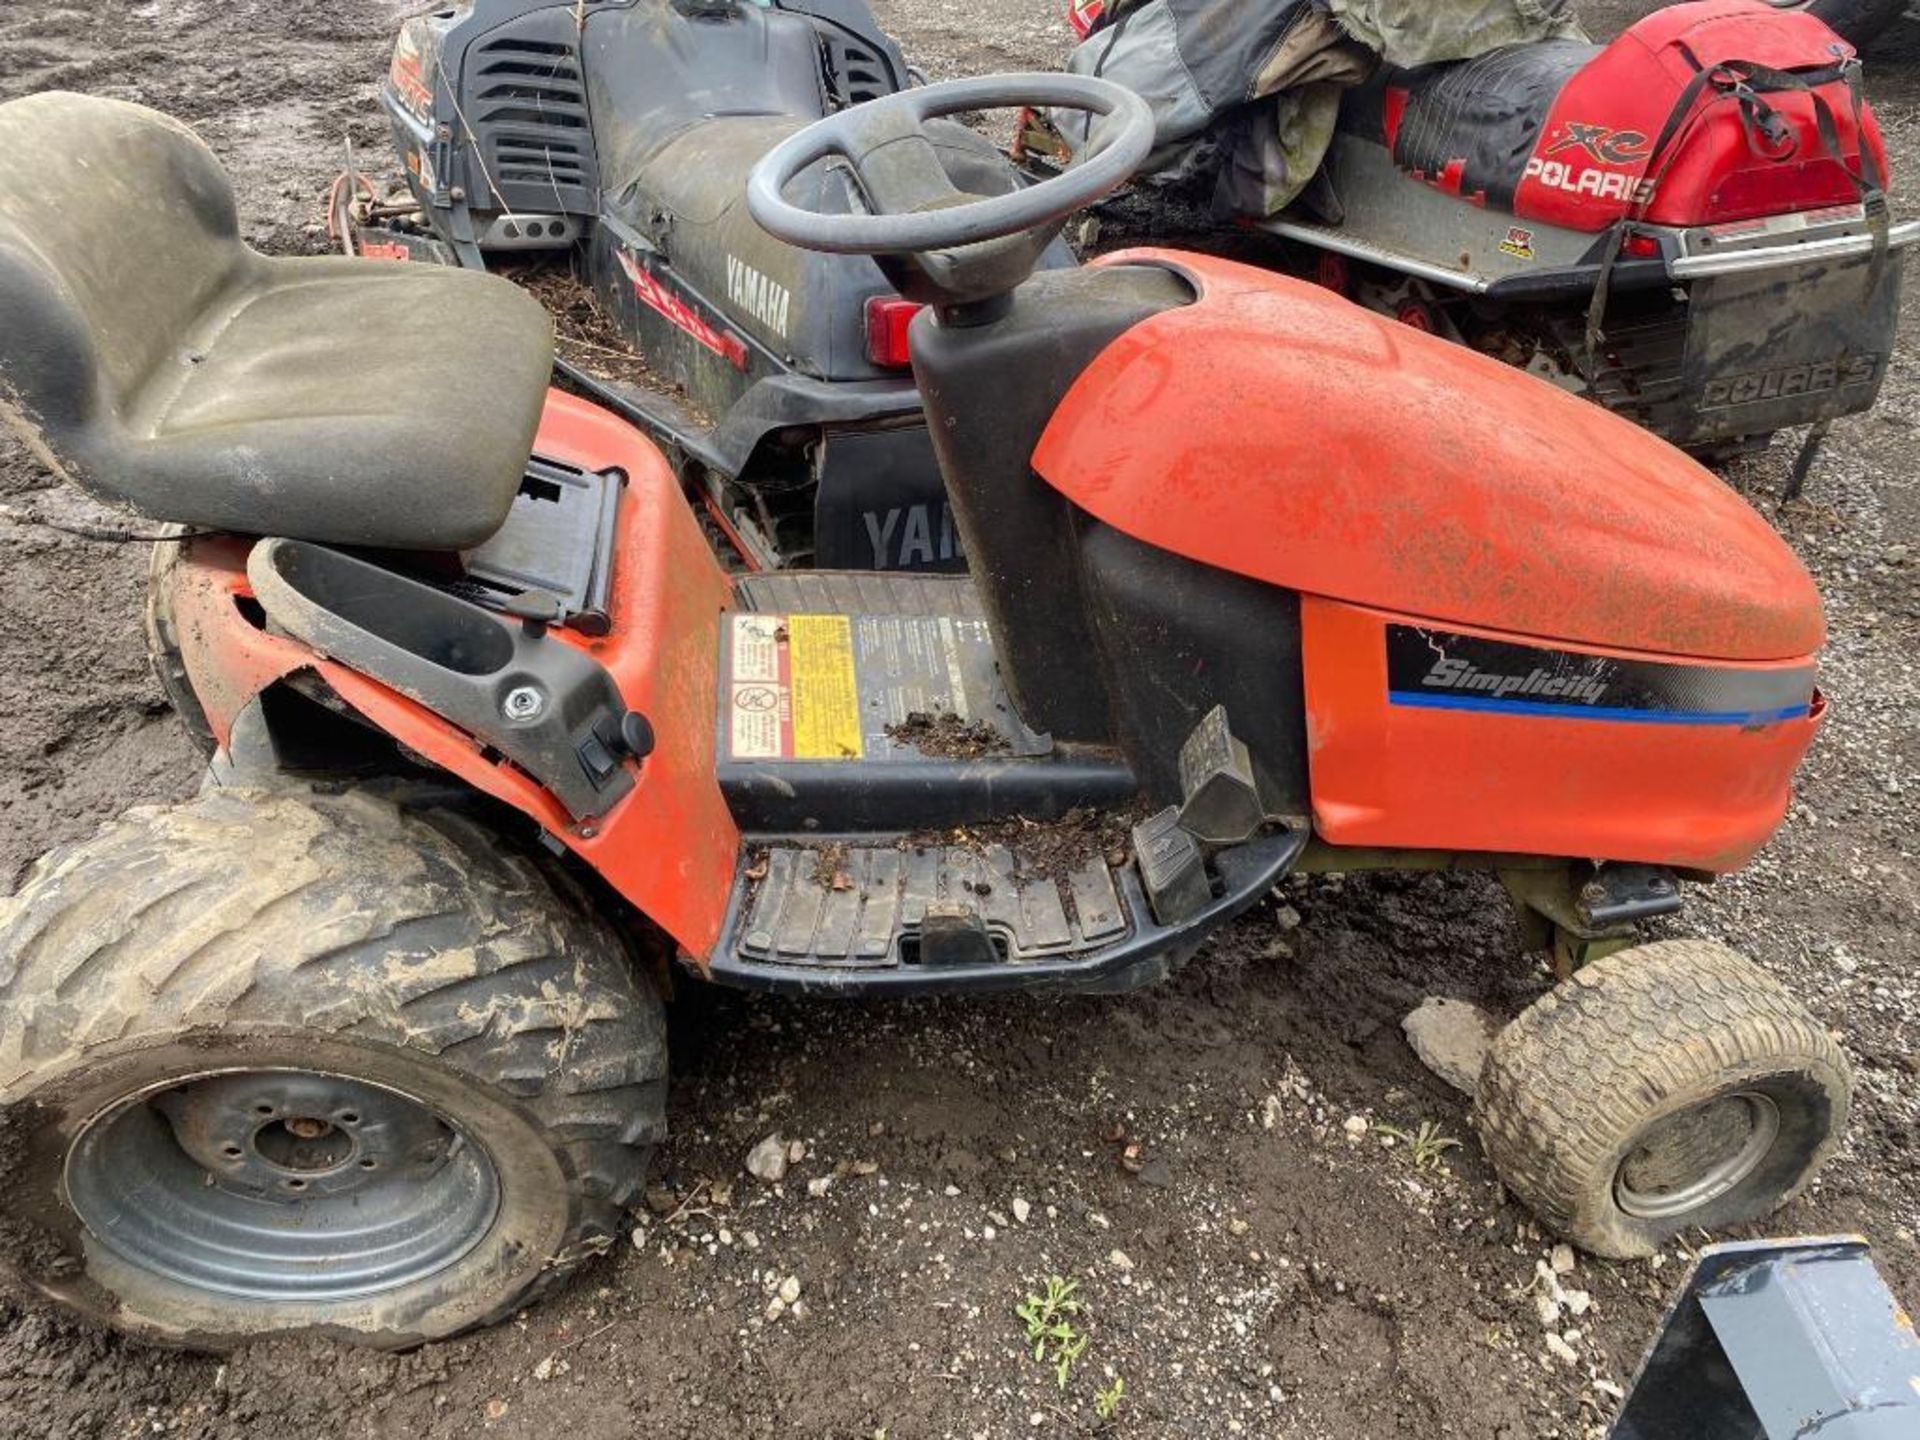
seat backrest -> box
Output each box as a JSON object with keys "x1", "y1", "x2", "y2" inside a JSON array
[{"x1": 0, "y1": 92, "x2": 248, "y2": 463}]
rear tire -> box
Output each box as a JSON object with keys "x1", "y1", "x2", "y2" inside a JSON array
[
  {"x1": 144, "y1": 535, "x2": 217, "y2": 760},
  {"x1": 0, "y1": 788, "x2": 664, "y2": 1348},
  {"x1": 1473, "y1": 939, "x2": 1850, "y2": 1258}
]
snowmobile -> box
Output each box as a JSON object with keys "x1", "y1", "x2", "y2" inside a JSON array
[
  {"x1": 352, "y1": 0, "x2": 1065, "y2": 574},
  {"x1": 1034, "y1": 0, "x2": 1919, "y2": 459},
  {"x1": 0, "y1": 84, "x2": 1853, "y2": 1351}
]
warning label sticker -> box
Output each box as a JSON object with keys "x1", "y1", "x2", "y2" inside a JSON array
[
  {"x1": 724, "y1": 610, "x2": 1034, "y2": 764},
  {"x1": 727, "y1": 615, "x2": 789, "y2": 761},
  {"x1": 788, "y1": 615, "x2": 863, "y2": 760},
  {"x1": 726, "y1": 613, "x2": 864, "y2": 761}
]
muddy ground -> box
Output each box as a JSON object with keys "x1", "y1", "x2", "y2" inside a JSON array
[{"x1": 0, "y1": 1, "x2": 1916, "y2": 1437}]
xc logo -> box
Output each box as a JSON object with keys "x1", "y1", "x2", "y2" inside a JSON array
[{"x1": 1546, "y1": 123, "x2": 1651, "y2": 166}]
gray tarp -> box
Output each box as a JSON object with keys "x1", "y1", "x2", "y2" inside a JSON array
[
  {"x1": 1326, "y1": 0, "x2": 1584, "y2": 65},
  {"x1": 1054, "y1": 0, "x2": 1584, "y2": 216}
]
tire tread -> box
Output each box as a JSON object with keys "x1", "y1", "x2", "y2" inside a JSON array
[
  {"x1": 1473, "y1": 938, "x2": 1850, "y2": 1256},
  {"x1": 0, "y1": 787, "x2": 665, "y2": 1340}
]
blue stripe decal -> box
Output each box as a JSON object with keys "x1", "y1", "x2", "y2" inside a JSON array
[{"x1": 1387, "y1": 691, "x2": 1811, "y2": 726}]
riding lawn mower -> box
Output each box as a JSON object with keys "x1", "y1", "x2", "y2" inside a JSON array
[
  {"x1": 0, "y1": 78, "x2": 1877, "y2": 1373},
  {"x1": 1790, "y1": 0, "x2": 1912, "y2": 47}
]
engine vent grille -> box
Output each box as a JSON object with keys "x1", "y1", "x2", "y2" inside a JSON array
[
  {"x1": 469, "y1": 35, "x2": 596, "y2": 212},
  {"x1": 821, "y1": 34, "x2": 898, "y2": 108}
]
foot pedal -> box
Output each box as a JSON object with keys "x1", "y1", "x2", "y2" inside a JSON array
[
  {"x1": 1177, "y1": 706, "x2": 1264, "y2": 845},
  {"x1": 1133, "y1": 807, "x2": 1210, "y2": 925}
]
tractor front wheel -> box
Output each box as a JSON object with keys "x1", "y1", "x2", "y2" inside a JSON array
[
  {"x1": 1474, "y1": 939, "x2": 1851, "y2": 1258},
  {"x1": 0, "y1": 788, "x2": 665, "y2": 1348}
]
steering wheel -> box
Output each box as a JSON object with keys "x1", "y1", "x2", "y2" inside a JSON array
[{"x1": 747, "y1": 73, "x2": 1154, "y2": 256}]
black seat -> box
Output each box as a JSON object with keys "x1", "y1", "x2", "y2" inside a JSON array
[
  {"x1": 1360, "y1": 41, "x2": 1600, "y2": 215},
  {"x1": 0, "y1": 92, "x2": 555, "y2": 550}
]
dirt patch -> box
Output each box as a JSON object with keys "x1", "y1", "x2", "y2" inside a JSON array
[
  {"x1": 908, "y1": 802, "x2": 1147, "y2": 881},
  {"x1": 0, "y1": 2, "x2": 1916, "y2": 1439},
  {"x1": 512, "y1": 262, "x2": 685, "y2": 400},
  {"x1": 885, "y1": 709, "x2": 1012, "y2": 759},
  {"x1": 809, "y1": 840, "x2": 852, "y2": 890}
]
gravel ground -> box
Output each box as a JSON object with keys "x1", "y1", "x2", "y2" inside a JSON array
[{"x1": 0, "y1": 2, "x2": 1915, "y2": 1437}]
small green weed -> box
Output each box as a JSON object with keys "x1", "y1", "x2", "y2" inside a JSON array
[
  {"x1": 1016, "y1": 1276, "x2": 1089, "y2": 1390},
  {"x1": 1373, "y1": 1119, "x2": 1464, "y2": 1171}
]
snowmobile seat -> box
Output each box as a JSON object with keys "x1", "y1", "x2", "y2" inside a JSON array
[
  {"x1": 0, "y1": 92, "x2": 554, "y2": 551},
  {"x1": 1359, "y1": 41, "x2": 1601, "y2": 216}
]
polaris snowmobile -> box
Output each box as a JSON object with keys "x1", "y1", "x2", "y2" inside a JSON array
[
  {"x1": 353, "y1": 0, "x2": 1064, "y2": 573},
  {"x1": 1037, "y1": 0, "x2": 1919, "y2": 459}
]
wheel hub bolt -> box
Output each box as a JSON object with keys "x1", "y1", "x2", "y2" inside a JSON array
[
  {"x1": 503, "y1": 686, "x2": 544, "y2": 721},
  {"x1": 284, "y1": 1116, "x2": 333, "y2": 1140}
]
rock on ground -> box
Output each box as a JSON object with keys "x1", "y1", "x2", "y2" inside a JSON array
[
  {"x1": 1401, "y1": 997, "x2": 1503, "y2": 1095},
  {"x1": 746, "y1": 1134, "x2": 789, "y2": 1184}
]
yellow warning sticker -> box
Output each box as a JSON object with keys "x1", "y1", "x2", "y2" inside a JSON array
[{"x1": 787, "y1": 614, "x2": 863, "y2": 760}]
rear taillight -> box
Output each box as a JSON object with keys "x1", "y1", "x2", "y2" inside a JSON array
[
  {"x1": 1623, "y1": 231, "x2": 1661, "y2": 258},
  {"x1": 1705, "y1": 158, "x2": 1866, "y2": 225},
  {"x1": 864, "y1": 297, "x2": 922, "y2": 369}
]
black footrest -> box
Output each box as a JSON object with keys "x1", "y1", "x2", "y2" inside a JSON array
[
  {"x1": 705, "y1": 827, "x2": 1311, "y2": 997},
  {"x1": 737, "y1": 843, "x2": 1128, "y2": 968}
]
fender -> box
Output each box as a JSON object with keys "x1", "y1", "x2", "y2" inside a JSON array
[
  {"x1": 1031, "y1": 250, "x2": 1823, "y2": 663},
  {"x1": 166, "y1": 390, "x2": 740, "y2": 961}
]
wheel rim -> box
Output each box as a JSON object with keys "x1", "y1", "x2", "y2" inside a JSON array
[
  {"x1": 66, "y1": 1069, "x2": 501, "y2": 1302},
  {"x1": 1613, "y1": 1091, "x2": 1782, "y2": 1221}
]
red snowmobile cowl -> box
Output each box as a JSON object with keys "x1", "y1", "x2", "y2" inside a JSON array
[
  {"x1": 1030, "y1": 251, "x2": 1824, "y2": 664},
  {"x1": 1381, "y1": 0, "x2": 1889, "y2": 231}
]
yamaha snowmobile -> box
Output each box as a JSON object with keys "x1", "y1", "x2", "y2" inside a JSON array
[
  {"x1": 354, "y1": 0, "x2": 1063, "y2": 572},
  {"x1": 1034, "y1": 0, "x2": 1918, "y2": 458}
]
